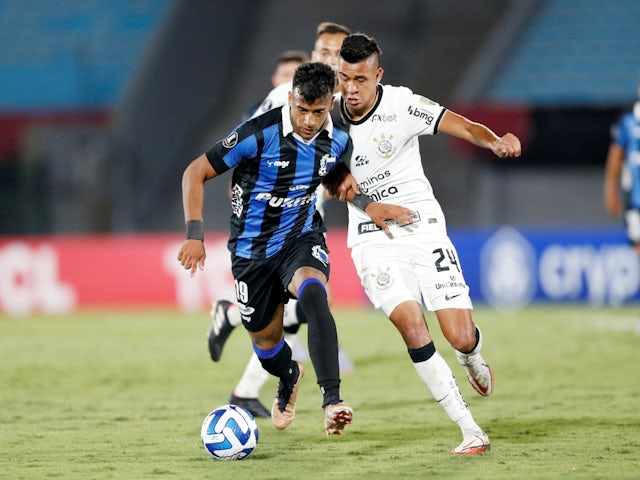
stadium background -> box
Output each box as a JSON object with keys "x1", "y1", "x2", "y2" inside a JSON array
[{"x1": 1, "y1": 0, "x2": 639, "y2": 314}]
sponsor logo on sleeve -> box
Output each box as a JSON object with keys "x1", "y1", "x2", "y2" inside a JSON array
[
  {"x1": 222, "y1": 131, "x2": 238, "y2": 149},
  {"x1": 407, "y1": 105, "x2": 434, "y2": 125}
]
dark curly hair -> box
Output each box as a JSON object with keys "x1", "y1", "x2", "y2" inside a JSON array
[
  {"x1": 292, "y1": 62, "x2": 335, "y2": 103},
  {"x1": 340, "y1": 33, "x2": 382, "y2": 66}
]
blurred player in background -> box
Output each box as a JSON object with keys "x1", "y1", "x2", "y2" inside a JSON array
[
  {"x1": 243, "y1": 49, "x2": 309, "y2": 120},
  {"x1": 270, "y1": 49, "x2": 310, "y2": 88},
  {"x1": 251, "y1": 21, "x2": 350, "y2": 117},
  {"x1": 207, "y1": 21, "x2": 353, "y2": 419},
  {"x1": 604, "y1": 83, "x2": 640, "y2": 255},
  {"x1": 333, "y1": 33, "x2": 521, "y2": 454}
]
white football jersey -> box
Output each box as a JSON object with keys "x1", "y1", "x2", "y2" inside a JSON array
[
  {"x1": 250, "y1": 82, "x2": 291, "y2": 118},
  {"x1": 340, "y1": 84, "x2": 447, "y2": 247}
]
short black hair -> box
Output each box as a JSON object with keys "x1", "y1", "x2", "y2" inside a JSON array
[
  {"x1": 316, "y1": 21, "x2": 351, "y2": 38},
  {"x1": 292, "y1": 62, "x2": 335, "y2": 103},
  {"x1": 340, "y1": 33, "x2": 382, "y2": 65},
  {"x1": 274, "y1": 49, "x2": 309, "y2": 67}
]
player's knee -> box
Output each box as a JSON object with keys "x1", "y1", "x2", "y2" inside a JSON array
[{"x1": 450, "y1": 326, "x2": 479, "y2": 353}]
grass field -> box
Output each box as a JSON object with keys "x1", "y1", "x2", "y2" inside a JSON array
[{"x1": 1, "y1": 304, "x2": 639, "y2": 479}]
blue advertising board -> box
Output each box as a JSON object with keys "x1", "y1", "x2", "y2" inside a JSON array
[{"x1": 450, "y1": 226, "x2": 639, "y2": 307}]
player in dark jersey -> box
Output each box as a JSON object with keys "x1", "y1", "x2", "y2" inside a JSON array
[{"x1": 178, "y1": 62, "x2": 414, "y2": 435}]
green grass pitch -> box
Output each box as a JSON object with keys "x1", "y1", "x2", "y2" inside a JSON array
[{"x1": 1, "y1": 304, "x2": 639, "y2": 479}]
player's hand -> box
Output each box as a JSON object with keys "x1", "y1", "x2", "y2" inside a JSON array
[
  {"x1": 335, "y1": 172, "x2": 361, "y2": 201},
  {"x1": 492, "y1": 133, "x2": 521, "y2": 158},
  {"x1": 365, "y1": 203, "x2": 416, "y2": 233},
  {"x1": 177, "y1": 240, "x2": 206, "y2": 277},
  {"x1": 605, "y1": 193, "x2": 623, "y2": 216}
]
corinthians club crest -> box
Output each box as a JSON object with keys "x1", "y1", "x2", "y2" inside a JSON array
[
  {"x1": 371, "y1": 266, "x2": 394, "y2": 291},
  {"x1": 373, "y1": 133, "x2": 395, "y2": 159}
]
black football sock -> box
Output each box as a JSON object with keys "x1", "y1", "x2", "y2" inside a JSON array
[
  {"x1": 255, "y1": 339, "x2": 297, "y2": 384},
  {"x1": 296, "y1": 279, "x2": 341, "y2": 405}
]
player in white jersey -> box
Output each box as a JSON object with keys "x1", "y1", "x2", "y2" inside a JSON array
[
  {"x1": 333, "y1": 33, "x2": 521, "y2": 454},
  {"x1": 251, "y1": 21, "x2": 348, "y2": 117},
  {"x1": 207, "y1": 22, "x2": 353, "y2": 418}
]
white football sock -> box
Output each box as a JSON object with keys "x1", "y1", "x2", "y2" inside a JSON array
[
  {"x1": 412, "y1": 351, "x2": 481, "y2": 432},
  {"x1": 233, "y1": 353, "x2": 269, "y2": 398},
  {"x1": 226, "y1": 304, "x2": 242, "y2": 327}
]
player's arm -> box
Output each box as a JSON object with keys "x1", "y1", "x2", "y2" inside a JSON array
[
  {"x1": 177, "y1": 154, "x2": 218, "y2": 277},
  {"x1": 438, "y1": 110, "x2": 522, "y2": 159},
  {"x1": 344, "y1": 189, "x2": 416, "y2": 233},
  {"x1": 604, "y1": 142, "x2": 624, "y2": 216},
  {"x1": 323, "y1": 163, "x2": 415, "y2": 233}
]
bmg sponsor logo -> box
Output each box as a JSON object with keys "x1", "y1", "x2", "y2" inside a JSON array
[{"x1": 407, "y1": 106, "x2": 434, "y2": 125}]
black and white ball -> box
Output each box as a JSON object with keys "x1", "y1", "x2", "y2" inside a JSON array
[{"x1": 201, "y1": 404, "x2": 259, "y2": 460}]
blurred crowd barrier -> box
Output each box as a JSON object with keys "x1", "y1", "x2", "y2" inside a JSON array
[{"x1": 0, "y1": 227, "x2": 637, "y2": 316}]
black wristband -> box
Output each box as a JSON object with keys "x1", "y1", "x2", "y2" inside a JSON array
[
  {"x1": 186, "y1": 220, "x2": 204, "y2": 241},
  {"x1": 352, "y1": 193, "x2": 374, "y2": 212}
]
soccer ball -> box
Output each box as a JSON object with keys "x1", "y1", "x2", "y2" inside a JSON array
[{"x1": 200, "y1": 404, "x2": 259, "y2": 460}]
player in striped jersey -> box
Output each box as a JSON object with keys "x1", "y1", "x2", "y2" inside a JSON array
[
  {"x1": 207, "y1": 22, "x2": 353, "y2": 419},
  {"x1": 178, "y1": 62, "x2": 413, "y2": 435}
]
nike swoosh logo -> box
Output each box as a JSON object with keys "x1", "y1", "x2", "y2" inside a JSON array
[{"x1": 445, "y1": 293, "x2": 462, "y2": 301}]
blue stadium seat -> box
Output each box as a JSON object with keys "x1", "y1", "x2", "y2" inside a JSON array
[
  {"x1": 0, "y1": 0, "x2": 171, "y2": 110},
  {"x1": 487, "y1": 0, "x2": 640, "y2": 105}
]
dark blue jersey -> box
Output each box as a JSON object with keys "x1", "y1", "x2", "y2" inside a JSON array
[{"x1": 206, "y1": 106, "x2": 353, "y2": 259}]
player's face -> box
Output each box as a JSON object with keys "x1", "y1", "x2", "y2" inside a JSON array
[
  {"x1": 271, "y1": 60, "x2": 301, "y2": 87},
  {"x1": 311, "y1": 33, "x2": 347, "y2": 71},
  {"x1": 338, "y1": 54, "x2": 383, "y2": 120},
  {"x1": 288, "y1": 88, "x2": 334, "y2": 140}
]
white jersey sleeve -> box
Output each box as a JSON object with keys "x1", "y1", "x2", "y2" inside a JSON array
[
  {"x1": 343, "y1": 85, "x2": 448, "y2": 247},
  {"x1": 250, "y1": 81, "x2": 292, "y2": 119}
]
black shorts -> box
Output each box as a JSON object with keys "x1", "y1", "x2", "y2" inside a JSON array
[{"x1": 230, "y1": 230, "x2": 331, "y2": 332}]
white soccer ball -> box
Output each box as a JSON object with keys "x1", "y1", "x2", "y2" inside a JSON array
[{"x1": 200, "y1": 404, "x2": 259, "y2": 460}]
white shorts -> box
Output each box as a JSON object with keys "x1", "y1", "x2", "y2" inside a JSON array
[
  {"x1": 351, "y1": 233, "x2": 473, "y2": 317},
  {"x1": 625, "y1": 208, "x2": 640, "y2": 244}
]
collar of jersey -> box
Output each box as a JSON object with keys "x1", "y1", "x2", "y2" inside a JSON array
[
  {"x1": 341, "y1": 84, "x2": 384, "y2": 126},
  {"x1": 281, "y1": 105, "x2": 334, "y2": 144}
]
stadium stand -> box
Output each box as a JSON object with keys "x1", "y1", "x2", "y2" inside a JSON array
[
  {"x1": 0, "y1": 0, "x2": 637, "y2": 233},
  {"x1": 485, "y1": 0, "x2": 640, "y2": 105},
  {"x1": 0, "y1": 0, "x2": 171, "y2": 110}
]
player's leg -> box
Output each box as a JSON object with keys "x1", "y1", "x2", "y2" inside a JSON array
[
  {"x1": 388, "y1": 301, "x2": 490, "y2": 454},
  {"x1": 207, "y1": 300, "x2": 240, "y2": 362},
  {"x1": 283, "y1": 299, "x2": 309, "y2": 362},
  {"x1": 354, "y1": 241, "x2": 488, "y2": 453},
  {"x1": 286, "y1": 297, "x2": 354, "y2": 374},
  {"x1": 285, "y1": 232, "x2": 352, "y2": 435},
  {"x1": 437, "y1": 309, "x2": 494, "y2": 397},
  {"x1": 228, "y1": 328, "x2": 309, "y2": 418},
  {"x1": 232, "y1": 256, "x2": 304, "y2": 431},
  {"x1": 207, "y1": 299, "x2": 271, "y2": 417},
  {"x1": 229, "y1": 352, "x2": 271, "y2": 418},
  {"x1": 207, "y1": 298, "x2": 307, "y2": 417},
  {"x1": 422, "y1": 236, "x2": 494, "y2": 397},
  {"x1": 293, "y1": 276, "x2": 352, "y2": 435}
]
